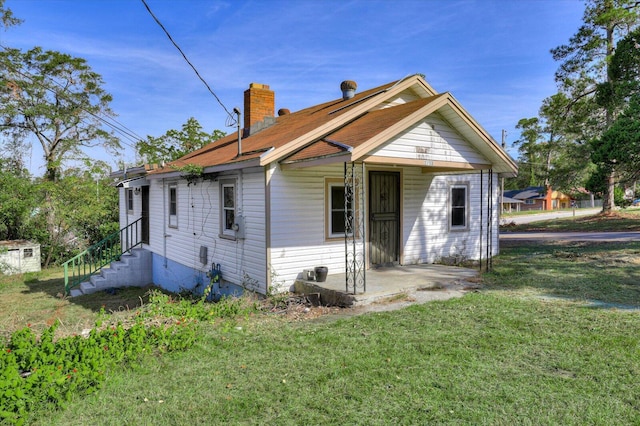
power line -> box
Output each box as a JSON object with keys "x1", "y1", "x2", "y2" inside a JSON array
[
  {"x1": 141, "y1": 0, "x2": 237, "y2": 126},
  {"x1": 0, "y1": 45, "x2": 143, "y2": 149}
]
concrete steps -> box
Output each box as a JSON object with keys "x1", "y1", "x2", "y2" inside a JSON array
[{"x1": 69, "y1": 248, "x2": 152, "y2": 297}]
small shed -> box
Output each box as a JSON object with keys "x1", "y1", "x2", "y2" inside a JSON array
[{"x1": 0, "y1": 240, "x2": 41, "y2": 275}]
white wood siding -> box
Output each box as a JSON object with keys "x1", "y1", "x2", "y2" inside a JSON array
[
  {"x1": 268, "y1": 164, "x2": 349, "y2": 291},
  {"x1": 147, "y1": 180, "x2": 164, "y2": 255},
  {"x1": 372, "y1": 114, "x2": 487, "y2": 165},
  {"x1": 118, "y1": 187, "x2": 142, "y2": 231},
  {"x1": 133, "y1": 165, "x2": 499, "y2": 295},
  {"x1": 236, "y1": 170, "x2": 268, "y2": 293},
  {"x1": 402, "y1": 170, "x2": 500, "y2": 264},
  {"x1": 118, "y1": 188, "x2": 126, "y2": 228},
  {"x1": 268, "y1": 163, "x2": 500, "y2": 291},
  {"x1": 146, "y1": 171, "x2": 267, "y2": 293}
]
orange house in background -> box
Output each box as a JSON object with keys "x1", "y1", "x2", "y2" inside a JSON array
[{"x1": 503, "y1": 186, "x2": 572, "y2": 211}]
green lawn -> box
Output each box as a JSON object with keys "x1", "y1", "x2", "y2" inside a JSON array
[
  {"x1": 5, "y1": 240, "x2": 639, "y2": 425},
  {"x1": 41, "y1": 293, "x2": 640, "y2": 425},
  {"x1": 0, "y1": 268, "x2": 153, "y2": 341}
]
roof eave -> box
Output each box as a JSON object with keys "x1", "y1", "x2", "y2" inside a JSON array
[
  {"x1": 146, "y1": 158, "x2": 263, "y2": 180},
  {"x1": 203, "y1": 157, "x2": 262, "y2": 174},
  {"x1": 280, "y1": 153, "x2": 353, "y2": 170},
  {"x1": 350, "y1": 94, "x2": 449, "y2": 161},
  {"x1": 259, "y1": 75, "x2": 425, "y2": 166},
  {"x1": 343, "y1": 93, "x2": 517, "y2": 174},
  {"x1": 109, "y1": 165, "x2": 147, "y2": 179},
  {"x1": 441, "y1": 93, "x2": 518, "y2": 173}
]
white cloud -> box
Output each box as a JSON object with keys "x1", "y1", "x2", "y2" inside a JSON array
[{"x1": 5, "y1": 0, "x2": 586, "y2": 174}]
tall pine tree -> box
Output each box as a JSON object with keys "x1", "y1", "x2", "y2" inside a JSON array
[{"x1": 551, "y1": 0, "x2": 640, "y2": 210}]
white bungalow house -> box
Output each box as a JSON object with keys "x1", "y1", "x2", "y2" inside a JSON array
[{"x1": 106, "y1": 75, "x2": 516, "y2": 298}]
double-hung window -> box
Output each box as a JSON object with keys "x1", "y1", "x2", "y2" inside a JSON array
[
  {"x1": 220, "y1": 180, "x2": 236, "y2": 238},
  {"x1": 326, "y1": 179, "x2": 353, "y2": 239},
  {"x1": 168, "y1": 183, "x2": 178, "y2": 228},
  {"x1": 450, "y1": 184, "x2": 468, "y2": 230}
]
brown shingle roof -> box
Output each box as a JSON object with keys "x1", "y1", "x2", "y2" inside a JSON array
[
  {"x1": 149, "y1": 76, "x2": 517, "y2": 175},
  {"x1": 283, "y1": 96, "x2": 445, "y2": 163},
  {"x1": 284, "y1": 140, "x2": 350, "y2": 162},
  {"x1": 150, "y1": 80, "x2": 398, "y2": 174}
]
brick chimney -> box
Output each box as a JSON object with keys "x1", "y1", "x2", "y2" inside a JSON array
[
  {"x1": 244, "y1": 83, "x2": 274, "y2": 132},
  {"x1": 545, "y1": 186, "x2": 553, "y2": 211}
]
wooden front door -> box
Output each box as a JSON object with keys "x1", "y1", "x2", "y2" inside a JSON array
[
  {"x1": 369, "y1": 171, "x2": 400, "y2": 267},
  {"x1": 141, "y1": 186, "x2": 150, "y2": 244}
]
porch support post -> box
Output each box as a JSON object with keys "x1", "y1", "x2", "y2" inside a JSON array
[
  {"x1": 345, "y1": 161, "x2": 366, "y2": 294},
  {"x1": 479, "y1": 169, "x2": 483, "y2": 272},
  {"x1": 487, "y1": 168, "x2": 493, "y2": 271}
]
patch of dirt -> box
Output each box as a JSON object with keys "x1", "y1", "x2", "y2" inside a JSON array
[
  {"x1": 259, "y1": 281, "x2": 482, "y2": 322},
  {"x1": 258, "y1": 295, "x2": 343, "y2": 321},
  {"x1": 553, "y1": 250, "x2": 583, "y2": 259},
  {"x1": 591, "y1": 211, "x2": 639, "y2": 220}
]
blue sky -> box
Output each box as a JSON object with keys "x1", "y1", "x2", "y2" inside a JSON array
[{"x1": 3, "y1": 0, "x2": 585, "y2": 176}]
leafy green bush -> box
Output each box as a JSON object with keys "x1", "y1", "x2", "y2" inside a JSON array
[
  {"x1": 614, "y1": 186, "x2": 632, "y2": 208},
  {"x1": 0, "y1": 289, "x2": 257, "y2": 424},
  {"x1": 0, "y1": 320, "x2": 196, "y2": 424},
  {"x1": 144, "y1": 288, "x2": 258, "y2": 321}
]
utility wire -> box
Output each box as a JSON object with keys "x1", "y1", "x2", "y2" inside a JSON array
[
  {"x1": 141, "y1": 0, "x2": 237, "y2": 126},
  {"x1": 0, "y1": 45, "x2": 143, "y2": 148}
]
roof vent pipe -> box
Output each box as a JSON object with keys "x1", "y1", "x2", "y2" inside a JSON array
[
  {"x1": 233, "y1": 107, "x2": 242, "y2": 156},
  {"x1": 340, "y1": 80, "x2": 357, "y2": 100}
]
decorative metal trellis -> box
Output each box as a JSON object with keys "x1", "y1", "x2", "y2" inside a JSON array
[
  {"x1": 345, "y1": 162, "x2": 366, "y2": 294},
  {"x1": 486, "y1": 168, "x2": 494, "y2": 271},
  {"x1": 479, "y1": 168, "x2": 494, "y2": 272}
]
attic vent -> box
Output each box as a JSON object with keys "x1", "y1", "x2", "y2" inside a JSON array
[
  {"x1": 340, "y1": 80, "x2": 357, "y2": 100},
  {"x1": 278, "y1": 108, "x2": 290, "y2": 116}
]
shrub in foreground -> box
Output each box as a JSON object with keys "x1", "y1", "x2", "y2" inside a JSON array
[
  {"x1": 0, "y1": 286, "x2": 258, "y2": 424},
  {"x1": 0, "y1": 319, "x2": 196, "y2": 424}
]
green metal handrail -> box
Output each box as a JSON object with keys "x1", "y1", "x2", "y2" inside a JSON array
[{"x1": 63, "y1": 218, "x2": 143, "y2": 295}]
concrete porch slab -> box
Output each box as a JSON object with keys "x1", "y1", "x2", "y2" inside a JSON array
[{"x1": 293, "y1": 264, "x2": 480, "y2": 307}]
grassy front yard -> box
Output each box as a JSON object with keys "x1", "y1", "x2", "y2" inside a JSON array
[
  {"x1": 3, "y1": 238, "x2": 640, "y2": 424},
  {"x1": 0, "y1": 268, "x2": 153, "y2": 341},
  {"x1": 45, "y1": 292, "x2": 640, "y2": 425}
]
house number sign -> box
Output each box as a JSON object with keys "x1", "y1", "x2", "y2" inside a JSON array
[{"x1": 415, "y1": 146, "x2": 433, "y2": 165}]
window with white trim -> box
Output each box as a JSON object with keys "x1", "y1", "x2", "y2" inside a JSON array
[
  {"x1": 168, "y1": 183, "x2": 178, "y2": 228},
  {"x1": 23, "y1": 248, "x2": 33, "y2": 258},
  {"x1": 127, "y1": 189, "x2": 134, "y2": 213},
  {"x1": 326, "y1": 180, "x2": 353, "y2": 239},
  {"x1": 220, "y1": 180, "x2": 236, "y2": 238},
  {"x1": 450, "y1": 184, "x2": 468, "y2": 230}
]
